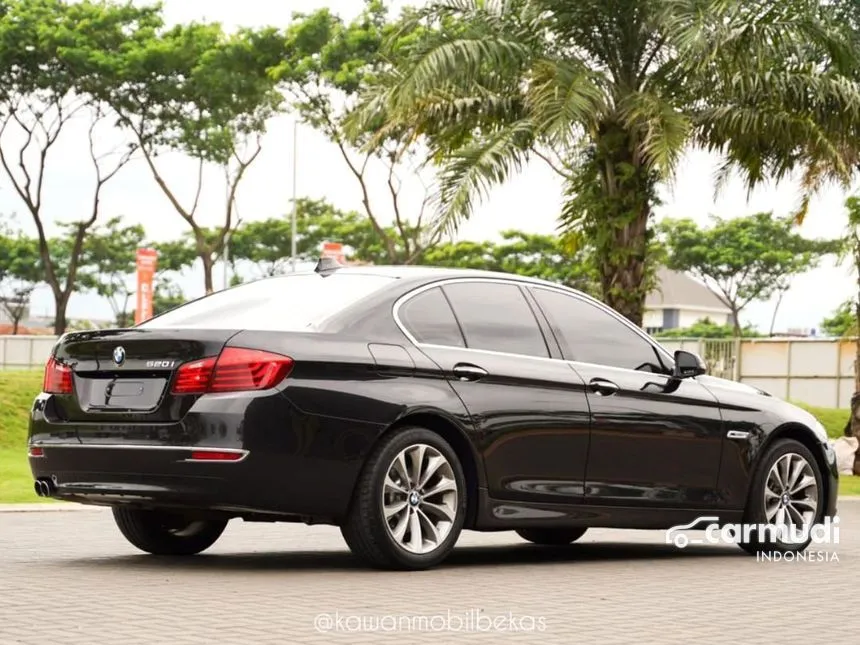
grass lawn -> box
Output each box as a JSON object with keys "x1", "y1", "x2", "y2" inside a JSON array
[
  {"x1": 0, "y1": 371, "x2": 52, "y2": 504},
  {"x1": 839, "y1": 475, "x2": 860, "y2": 497},
  {"x1": 1, "y1": 370, "x2": 860, "y2": 502},
  {"x1": 793, "y1": 402, "x2": 850, "y2": 439}
]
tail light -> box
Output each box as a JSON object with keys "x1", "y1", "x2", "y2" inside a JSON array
[
  {"x1": 171, "y1": 347, "x2": 293, "y2": 395},
  {"x1": 171, "y1": 357, "x2": 216, "y2": 394},
  {"x1": 43, "y1": 356, "x2": 73, "y2": 394}
]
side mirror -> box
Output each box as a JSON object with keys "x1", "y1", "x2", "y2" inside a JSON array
[{"x1": 673, "y1": 350, "x2": 706, "y2": 379}]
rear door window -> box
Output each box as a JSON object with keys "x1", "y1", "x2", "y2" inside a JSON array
[
  {"x1": 442, "y1": 281, "x2": 549, "y2": 358},
  {"x1": 398, "y1": 287, "x2": 466, "y2": 347}
]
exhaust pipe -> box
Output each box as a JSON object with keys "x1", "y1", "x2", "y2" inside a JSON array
[{"x1": 34, "y1": 478, "x2": 55, "y2": 498}]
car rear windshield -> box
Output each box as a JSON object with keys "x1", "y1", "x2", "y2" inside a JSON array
[{"x1": 140, "y1": 273, "x2": 396, "y2": 331}]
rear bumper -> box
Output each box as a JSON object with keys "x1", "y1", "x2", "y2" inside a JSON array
[
  {"x1": 27, "y1": 443, "x2": 337, "y2": 520},
  {"x1": 28, "y1": 388, "x2": 389, "y2": 522}
]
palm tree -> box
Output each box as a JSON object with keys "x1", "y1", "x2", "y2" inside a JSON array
[{"x1": 355, "y1": 0, "x2": 860, "y2": 325}]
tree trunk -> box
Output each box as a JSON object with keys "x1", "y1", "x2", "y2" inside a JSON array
[
  {"x1": 592, "y1": 128, "x2": 657, "y2": 328},
  {"x1": 202, "y1": 254, "x2": 215, "y2": 295},
  {"x1": 11, "y1": 318, "x2": 20, "y2": 335},
  {"x1": 731, "y1": 305, "x2": 743, "y2": 338},
  {"x1": 53, "y1": 292, "x2": 69, "y2": 335},
  {"x1": 851, "y1": 283, "x2": 860, "y2": 474},
  {"x1": 768, "y1": 290, "x2": 785, "y2": 336},
  {"x1": 600, "y1": 204, "x2": 650, "y2": 326}
]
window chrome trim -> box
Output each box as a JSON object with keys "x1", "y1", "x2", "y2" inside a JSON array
[
  {"x1": 392, "y1": 276, "x2": 674, "y2": 368},
  {"x1": 411, "y1": 342, "x2": 565, "y2": 365}
]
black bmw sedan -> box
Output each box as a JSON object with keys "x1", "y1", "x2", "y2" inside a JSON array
[{"x1": 28, "y1": 264, "x2": 837, "y2": 569}]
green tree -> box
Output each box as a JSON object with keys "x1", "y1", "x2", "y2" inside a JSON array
[
  {"x1": 661, "y1": 213, "x2": 836, "y2": 335},
  {"x1": 119, "y1": 239, "x2": 196, "y2": 326},
  {"x1": 151, "y1": 279, "x2": 186, "y2": 318},
  {"x1": 655, "y1": 318, "x2": 762, "y2": 339},
  {"x1": 277, "y1": 1, "x2": 439, "y2": 263},
  {"x1": 99, "y1": 19, "x2": 286, "y2": 294},
  {"x1": 357, "y1": 0, "x2": 860, "y2": 324},
  {"x1": 420, "y1": 231, "x2": 600, "y2": 295},
  {"x1": 0, "y1": 228, "x2": 42, "y2": 334},
  {"x1": 821, "y1": 301, "x2": 856, "y2": 337},
  {"x1": 836, "y1": 196, "x2": 860, "y2": 439},
  {"x1": 228, "y1": 198, "x2": 418, "y2": 276},
  {"x1": 76, "y1": 217, "x2": 145, "y2": 328},
  {"x1": 0, "y1": 0, "x2": 158, "y2": 333}
]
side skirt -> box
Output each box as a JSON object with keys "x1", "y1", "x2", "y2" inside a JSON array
[{"x1": 473, "y1": 488, "x2": 744, "y2": 531}]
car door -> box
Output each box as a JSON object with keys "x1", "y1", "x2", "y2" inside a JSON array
[
  {"x1": 395, "y1": 279, "x2": 591, "y2": 505},
  {"x1": 529, "y1": 286, "x2": 725, "y2": 509}
]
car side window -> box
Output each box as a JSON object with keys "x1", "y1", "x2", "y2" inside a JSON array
[
  {"x1": 442, "y1": 282, "x2": 550, "y2": 358},
  {"x1": 531, "y1": 287, "x2": 667, "y2": 373},
  {"x1": 398, "y1": 287, "x2": 466, "y2": 347}
]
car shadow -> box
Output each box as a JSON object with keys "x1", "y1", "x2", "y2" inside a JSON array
[{"x1": 65, "y1": 540, "x2": 744, "y2": 574}]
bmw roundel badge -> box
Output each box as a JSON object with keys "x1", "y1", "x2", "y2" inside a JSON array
[{"x1": 113, "y1": 346, "x2": 126, "y2": 365}]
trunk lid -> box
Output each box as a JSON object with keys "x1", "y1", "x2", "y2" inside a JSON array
[{"x1": 54, "y1": 328, "x2": 239, "y2": 427}]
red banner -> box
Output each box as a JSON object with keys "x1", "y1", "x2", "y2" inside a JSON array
[
  {"x1": 135, "y1": 248, "x2": 158, "y2": 325},
  {"x1": 321, "y1": 241, "x2": 345, "y2": 264}
]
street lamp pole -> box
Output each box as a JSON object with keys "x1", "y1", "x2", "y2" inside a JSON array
[
  {"x1": 290, "y1": 120, "x2": 298, "y2": 271},
  {"x1": 223, "y1": 216, "x2": 241, "y2": 291}
]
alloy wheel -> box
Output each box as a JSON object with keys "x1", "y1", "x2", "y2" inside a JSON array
[
  {"x1": 764, "y1": 452, "x2": 819, "y2": 528},
  {"x1": 381, "y1": 443, "x2": 459, "y2": 554}
]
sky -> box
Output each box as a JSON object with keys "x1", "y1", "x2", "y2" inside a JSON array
[{"x1": 0, "y1": 0, "x2": 856, "y2": 333}]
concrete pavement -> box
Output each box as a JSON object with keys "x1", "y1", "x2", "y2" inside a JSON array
[{"x1": 1, "y1": 502, "x2": 858, "y2": 644}]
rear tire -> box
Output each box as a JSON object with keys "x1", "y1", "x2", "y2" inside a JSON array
[
  {"x1": 738, "y1": 439, "x2": 824, "y2": 556},
  {"x1": 516, "y1": 527, "x2": 587, "y2": 546},
  {"x1": 341, "y1": 427, "x2": 467, "y2": 570},
  {"x1": 112, "y1": 507, "x2": 227, "y2": 556}
]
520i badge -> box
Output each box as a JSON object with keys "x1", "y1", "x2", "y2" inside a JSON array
[{"x1": 145, "y1": 360, "x2": 175, "y2": 368}]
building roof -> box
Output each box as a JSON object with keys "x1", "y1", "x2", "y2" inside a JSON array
[{"x1": 645, "y1": 267, "x2": 731, "y2": 312}]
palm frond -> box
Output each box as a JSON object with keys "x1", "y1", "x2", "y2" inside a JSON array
[
  {"x1": 617, "y1": 90, "x2": 691, "y2": 176},
  {"x1": 527, "y1": 58, "x2": 606, "y2": 148},
  {"x1": 429, "y1": 119, "x2": 534, "y2": 235}
]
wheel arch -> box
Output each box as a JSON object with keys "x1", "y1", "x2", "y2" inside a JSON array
[
  {"x1": 376, "y1": 410, "x2": 484, "y2": 530},
  {"x1": 750, "y1": 422, "x2": 833, "y2": 514}
]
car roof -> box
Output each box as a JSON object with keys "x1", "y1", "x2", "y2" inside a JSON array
[{"x1": 311, "y1": 264, "x2": 562, "y2": 287}]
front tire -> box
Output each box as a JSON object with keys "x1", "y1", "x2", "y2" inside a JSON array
[
  {"x1": 516, "y1": 527, "x2": 587, "y2": 546},
  {"x1": 341, "y1": 427, "x2": 467, "y2": 570},
  {"x1": 112, "y1": 507, "x2": 227, "y2": 556},
  {"x1": 739, "y1": 439, "x2": 824, "y2": 556}
]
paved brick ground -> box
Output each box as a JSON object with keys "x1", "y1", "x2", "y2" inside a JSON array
[{"x1": 1, "y1": 502, "x2": 858, "y2": 645}]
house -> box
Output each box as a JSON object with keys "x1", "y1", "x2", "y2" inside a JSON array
[{"x1": 643, "y1": 267, "x2": 732, "y2": 334}]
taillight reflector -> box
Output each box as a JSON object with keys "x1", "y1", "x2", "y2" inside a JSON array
[
  {"x1": 170, "y1": 348, "x2": 293, "y2": 395},
  {"x1": 28, "y1": 446, "x2": 44, "y2": 458},
  {"x1": 43, "y1": 356, "x2": 73, "y2": 394},
  {"x1": 188, "y1": 450, "x2": 245, "y2": 461},
  {"x1": 171, "y1": 357, "x2": 217, "y2": 394}
]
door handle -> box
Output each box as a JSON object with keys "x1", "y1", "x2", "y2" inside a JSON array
[
  {"x1": 588, "y1": 378, "x2": 619, "y2": 396},
  {"x1": 452, "y1": 363, "x2": 488, "y2": 381}
]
